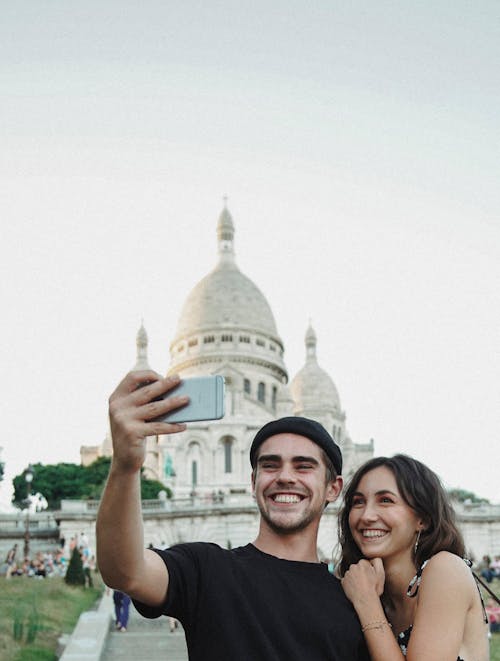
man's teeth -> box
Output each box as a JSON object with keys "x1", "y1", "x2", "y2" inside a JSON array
[
  {"x1": 274, "y1": 494, "x2": 301, "y2": 503},
  {"x1": 362, "y1": 530, "x2": 387, "y2": 538}
]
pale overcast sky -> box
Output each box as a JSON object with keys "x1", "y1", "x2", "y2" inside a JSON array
[{"x1": 1, "y1": 1, "x2": 499, "y2": 509}]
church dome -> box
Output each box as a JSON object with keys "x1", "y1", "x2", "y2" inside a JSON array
[
  {"x1": 169, "y1": 204, "x2": 287, "y2": 382},
  {"x1": 173, "y1": 206, "x2": 280, "y2": 341},
  {"x1": 290, "y1": 324, "x2": 341, "y2": 413}
]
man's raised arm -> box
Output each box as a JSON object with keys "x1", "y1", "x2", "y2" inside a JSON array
[{"x1": 96, "y1": 371, "x2": 188, "y2": 607}]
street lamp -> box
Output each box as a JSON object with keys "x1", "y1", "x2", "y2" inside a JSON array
[{"x1": 23, "y1": 465, "x2": 34, "y2": 560}]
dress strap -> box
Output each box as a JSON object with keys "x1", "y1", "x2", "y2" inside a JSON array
[
  {"x1": 406, "y1": 559, "x2": 429, "y2": 598},
  {"x1": 466, "y1": 560, "x2": 488, "y2": 624}
]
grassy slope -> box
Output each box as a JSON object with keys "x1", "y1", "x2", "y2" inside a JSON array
[{"x1": 0, "y1": 575, "x2": 103, "y2": 661}]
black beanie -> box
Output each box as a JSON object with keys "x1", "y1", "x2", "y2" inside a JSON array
[{"x1": 250, "y1": 416, "x2": 342, "y2": 475}]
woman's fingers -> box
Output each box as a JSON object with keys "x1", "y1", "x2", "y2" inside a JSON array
[{"x1": 370, "y1": 557, "x2": 386, "y2": 595}]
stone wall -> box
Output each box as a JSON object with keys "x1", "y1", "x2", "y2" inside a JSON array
[{"x1": 2, "y1": 499, "x2": 498, "y2": 565}]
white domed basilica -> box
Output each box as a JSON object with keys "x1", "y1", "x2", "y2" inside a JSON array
[{"x1": 82, "y1": 204, "x2": 373, "y2": 496}]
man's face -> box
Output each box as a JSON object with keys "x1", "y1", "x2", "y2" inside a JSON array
[{"x1": 251, "y1": 433, "x2": 343, "y2": 535}]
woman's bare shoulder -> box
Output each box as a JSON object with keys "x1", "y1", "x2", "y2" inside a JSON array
[{"x1": 421, "y1": 552, "x2": 475, "y2": 591}]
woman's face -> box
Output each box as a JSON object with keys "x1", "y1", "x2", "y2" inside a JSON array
[{"x1": 348, "y1": 465, "x2": 423, "y2": 563}]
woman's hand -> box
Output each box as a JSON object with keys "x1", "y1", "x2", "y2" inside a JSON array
[
  {"x1": 341, "y1": 559, "x2": 407, "y2": 661},
  {"x1": 341, "y1": 558, "x2": 385, "y2": 608}
]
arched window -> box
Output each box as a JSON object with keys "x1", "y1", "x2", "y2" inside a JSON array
[
  {"x1": 272, "y1": 386, "x2": 277, "y2": 411},
  {"x1": 188, "y1": 442, "x2": 201, "y2": 487},
  {"x1": 222, "y1": 437, "x2": 233, "y2": 473},
  {"x1": 244, "y1": 378, "x2": 251, "y2": 394},
  {"x1": 258, "y1": 382, "x2": 266, "y2": 403}
]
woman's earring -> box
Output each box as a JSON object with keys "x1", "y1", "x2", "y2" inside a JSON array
[{"x1": 414, "y1": 529, "x2": 421, "y2": 555}]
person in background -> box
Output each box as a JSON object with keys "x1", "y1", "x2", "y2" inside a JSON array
[
  {"x1": 5, "y1": 543, "x2": 18, "y2": 565},
  {"x1": 490, "y1": 555, "x2": 500, "y2": 579},
  {"x1": 113, "y1": 590, "x2": 131, "y2": 632},
  {"x1": 477, "y1": 555, "x2": 494, "y2": 583},
  {"x1": 485, "y1": 598, "x2": 500, "y2": 634}
]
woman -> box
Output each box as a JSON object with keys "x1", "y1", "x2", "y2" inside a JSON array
[{"x1": 338, "y1": 455, "x2": 489, "y2": 660}]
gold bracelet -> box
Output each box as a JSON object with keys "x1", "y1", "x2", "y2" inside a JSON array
[{"x1": 361, "y1": 620, "x2": 392, "y2": 633}]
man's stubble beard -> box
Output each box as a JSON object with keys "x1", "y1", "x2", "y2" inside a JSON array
[{"x1": 257, "y1": 499, "x2": 320, "y2": 536}]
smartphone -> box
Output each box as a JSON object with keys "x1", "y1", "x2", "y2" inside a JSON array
[{"x1": 154, "y1": 375, "x2": 225, "y2": 423}]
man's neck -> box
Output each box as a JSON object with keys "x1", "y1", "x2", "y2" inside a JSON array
[{"x1": 252, "y1": 524, "x2": 320, "y2": 563}]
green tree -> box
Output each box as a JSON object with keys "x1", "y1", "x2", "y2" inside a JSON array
[
  {"x1": 12, "y1": 463, "x2": 85, "y2": 510},
  {"x1": 141, "y1": 477, "x2": 172, "y2": 500},
  {"x1": 12, "y1": 458, "x2": 171, "y2": 508},
  {"x1": 65, "y1": 547, "x2": 85, "y2": 586},
  {"x1": 84, "y1": 456, "x2": 112, "y2": 486},
  {"x1": 81, "y1": 457, "x2": 112, "y2": 500},
  {"x1": 448, "y1": 488, "x2": 489, "y2": 504}
]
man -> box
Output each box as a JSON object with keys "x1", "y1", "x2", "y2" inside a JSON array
[{"x1": 97, "y1": 371, "x2": 369, "y2": 660}]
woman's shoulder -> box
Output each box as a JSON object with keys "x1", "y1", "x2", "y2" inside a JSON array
[
  {"x1": 420, "y1": 552, "x2": 476, "y2": 593},
  {"x1": 424, "y1": 552, "x2": 470, "y2": 573}
]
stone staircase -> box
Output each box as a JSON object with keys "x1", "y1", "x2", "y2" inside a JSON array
[{"x1": 101, "y1": 603, "x2": 188, "y2": 661}]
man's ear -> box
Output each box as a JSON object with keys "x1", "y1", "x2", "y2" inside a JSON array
[
  {"x1": 326, "y1": 476, "x2": 343, "y2": 504},
  {"x1": 251, "y1": 469, "x2": 256, "y2": 495}
]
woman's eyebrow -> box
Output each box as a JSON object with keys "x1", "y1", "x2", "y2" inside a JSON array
[
  {"x1": 351, "y1": 489, "x2": 398, "y2": 497},
  {"x1": 375, "y1": 489, "x2": 398, "y2": 497}
]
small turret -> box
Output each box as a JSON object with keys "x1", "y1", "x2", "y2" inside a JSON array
[
  {"x1": 133, "y1": 321, "x2": 151, "y2": 371},
  {"x1": 217, "y1": 197, "x2": 235, "y2": 264}
]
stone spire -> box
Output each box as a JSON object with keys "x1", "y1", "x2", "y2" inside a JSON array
[
  {"x1": 305, "y1": 322, "x2": 317, "y2": 362},
  {"x1": 133, "y1": 321, "x2": 151, "y2": 371},
  {"x1": 217, "y1": 197, "x2": 235, "y2": 265}
]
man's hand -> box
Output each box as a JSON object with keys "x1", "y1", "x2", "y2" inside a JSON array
[{"x1": 108, "y1": 370, "x2": 188, "y2": 473}]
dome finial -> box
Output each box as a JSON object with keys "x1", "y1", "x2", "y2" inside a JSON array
[
  {"x1": 133, "y1": 321, "x2": 151, "y2": 371},
  {"x1": 305, "y1": 321, "x2": 317, "y2": 362},
  {"x1": 217, "y1": 199, "x2": 235, "y2": 264}
]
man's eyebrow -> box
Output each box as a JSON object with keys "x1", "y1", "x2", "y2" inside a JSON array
[
  {"x1": 292, "y1": 456, "x2": 319, "y2": 465},
  {"x1": 257, "y1": 454, "x2": 281, "y2": 464},
  {"x1": 256, "y1": 454, "x2": 320, "y2": 465}
]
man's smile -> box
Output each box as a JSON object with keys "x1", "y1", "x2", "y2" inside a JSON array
[{"x1": 270, "y1": 493, "x2": 304, "y2": 504}]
